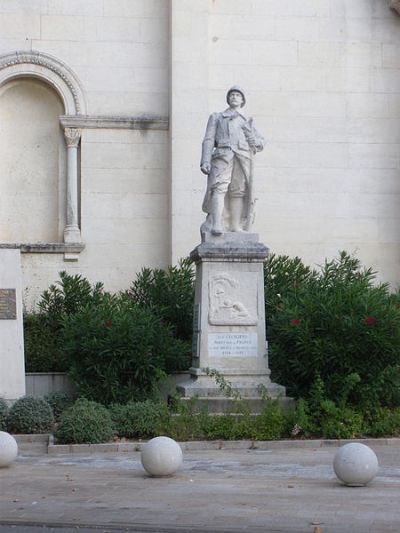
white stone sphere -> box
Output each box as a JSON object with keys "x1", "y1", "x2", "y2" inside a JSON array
[
  {"x1": 0, "y1": 431, "x2": 18, "y2": 467},
  {"x1": 333, "y1": 443, "x2": 378, "y2": 486},
  {"x1": 141, "y1": 436, "x2": 183, "y2": 476}
]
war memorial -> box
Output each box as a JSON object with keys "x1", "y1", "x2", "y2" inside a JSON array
[{"x1": 1, "y1": 1, "x2": 400, "y2": 532}]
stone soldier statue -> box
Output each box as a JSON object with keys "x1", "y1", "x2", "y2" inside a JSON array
[{"x1": 200, "y1": 86, "x2": 265, "y2": 236}]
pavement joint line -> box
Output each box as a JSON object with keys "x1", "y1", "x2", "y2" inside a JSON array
[{"x1": 0, "y1": 520, "x2": 282, "y2": 533}]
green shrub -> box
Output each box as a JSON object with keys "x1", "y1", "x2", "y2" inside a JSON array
[
  {"x1": 63, "y1": 294, "x2": 189, "y2": 405},
  {"x1": 128, "y1": 257, "x2": 194, "y2": 346},
  {"x1": 266, "y1": 251, "x2": 400, "y2": 408},
  {"x1": 362, "y1": 407, "x2": 400, "y2": 437},
  {"x1": 0, "y1": 398, "x2": 9, "y2": 431},
  {"x1": 110, "y1": 400, "x2": 168, "y2": 439},
  {"x1": 54, "y1": 398, "x2": 114, "y2": 444},
  {"x1": 284, "y1": 399, "x2": 313, "y2": 438},
  {"x1": 43, "y1": 392, "x2": 75, "y2": 422},
  {"x1": 256, "y1": 398, "x2": 286, "y2": 440},
  {"x1": 38, "y1": 271, "x2": 105, "y2": 330},
  {"x1": 24, "y1": 272, "x2": 105, "y2": 373},
  {"x1": 23, "y1": 313, "x2": 67, "y2": 372},
  {"x1": 318, "y1": 401, "x2": 363, "y2": 439},
  {"x1": 7, "y1": 396, "x2": 54, "y2": 434}
]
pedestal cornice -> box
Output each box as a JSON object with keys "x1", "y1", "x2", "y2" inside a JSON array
[{"x1": 190, "y1": 233, "x2": 269, "y2": 263}]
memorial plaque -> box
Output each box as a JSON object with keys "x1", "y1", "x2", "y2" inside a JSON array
[
  {"x1": 0, "y1": 289, "x2": 17, "y2": 320},
  {"x1": 208, "y1": 332, "x2": 258, "y2": 357}
]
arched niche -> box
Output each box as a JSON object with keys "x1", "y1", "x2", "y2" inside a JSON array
[
  {"x1": 0, "y1": 50, "x2": 86, "y2": 115},
  {"x1": 0, "y1": 78, "x2": 65, "y2": 243},
  {"x1": 0, "y1": 51, "x2": 86, "y2": 259}
]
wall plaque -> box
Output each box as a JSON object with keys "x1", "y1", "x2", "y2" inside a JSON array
[
  {"x1": 208, "y1": 332, "x2": 258, "y2": 357},
  {"x1": 0, "y1": 289, "x2": 17, "y2": 320}
]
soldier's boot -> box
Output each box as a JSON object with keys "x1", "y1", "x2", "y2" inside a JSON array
[
  {"x1": 230, "y1": 197, "x2": 244, "y2": 232},
  {"x1": 211, "y1": 193, "x2": 225, "y2": 235}
]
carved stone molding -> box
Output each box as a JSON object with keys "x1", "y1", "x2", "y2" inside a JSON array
[
  {"x1": 60, "y1": 114, "x2": 169, "y2": 131},
  {"x1": 0, "y1": 50, "x2": 86, "y2": 114},
  {"x1": 64, "y1": 128, "x2": 82, "y2": 147},
  {"x1": 390, "y1": 0, "x2": 400, "y2": 15},
  {"x1": 0, "y1": 243, "x2": 85, "y2": 254}
]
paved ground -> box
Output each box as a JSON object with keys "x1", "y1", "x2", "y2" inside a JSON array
[{"x1": 1, "y1": 441, "x2": 400, "y2": 533}]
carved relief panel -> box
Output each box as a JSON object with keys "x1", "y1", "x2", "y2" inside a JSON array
[{"x1": 208, "y1": 272, "x2": 258, "y2": 326}]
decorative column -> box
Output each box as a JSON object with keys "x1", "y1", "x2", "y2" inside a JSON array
[{"x1": 63, "y1": 128, "x2": 82, "y2": 244}]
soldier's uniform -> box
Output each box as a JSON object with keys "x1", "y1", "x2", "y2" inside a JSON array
[{"x1": 200, "y1": 87, "x2": 264, "y2": 233}]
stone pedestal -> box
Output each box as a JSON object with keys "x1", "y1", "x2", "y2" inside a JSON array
[
  {"x1": 178, "y1": 233, "x2": 287, "y2": 412},
  {"x1": 0, "y1": 250, "x2": 25, "y2": 403}
]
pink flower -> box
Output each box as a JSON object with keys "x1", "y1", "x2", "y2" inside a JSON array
[
  {"x1": 364, "y1": 315, "x2": 376, "y2": 326},
  {"x1": 291, "y1": 318, "x2": 302, "y2": 326}
]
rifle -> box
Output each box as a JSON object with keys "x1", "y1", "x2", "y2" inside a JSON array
[{"x1": 242, "y1": 117, "x2": 257, "y2": 231}]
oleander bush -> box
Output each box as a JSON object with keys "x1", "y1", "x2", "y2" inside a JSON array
[
  {"x1": 23, "y1": 313, "x2": 67, "y2": 372},
  {"x1": 265, "y1": 251, "x2": 400, "y2": 409},
  {"x1": 128, "y1": 257, "x2": 195, "y2": 343},
  {"x1": 0, "y1": 397, "x2": 9, "y2": 431},
  {"x1": 63, "y1": 293, "x2": 189, "y2": 405},
  {"x1": 24, "y1": 271, "x2": 105, "y2": 373},
  {"x1": 38, "y1": 271, "x2": 105, "y2": 330},
  {"x1": 54, "y1": 398, "x2": 114, "y2": 444},
  {"x1": 24, "y1": 264, "x2": 193, "y2": 380},
  {"x1": 7, "y1": 396, "x2": 54, "y2": 434}
]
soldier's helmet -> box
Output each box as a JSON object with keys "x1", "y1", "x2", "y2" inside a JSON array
[{"x1": 226, "y1": 85, "x2": 246, "y2": 107}]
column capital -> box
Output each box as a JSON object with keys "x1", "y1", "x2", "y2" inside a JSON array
[{"x1": 64, "y1": 127, "x2": 82, "y2": 147}]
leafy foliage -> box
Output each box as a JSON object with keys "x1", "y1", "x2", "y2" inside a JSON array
[
  {"x1": 63, "y1": 293, "x2": 189, "y2": 405},
  {"x1": 109, "y1": 400, "x2": 168, "y2": 439},
  {"x1": 7, "y1": 396, "x2": 54, "y2": 434},
  {"x1": 0, "y1": 398, "x2": 9, "y2": 431},
  {"x1": 266, "y1": 251, "x2": 400, "y2": 408},
  {"x1": 128, "y1": 257, "x2": 195, "y2": 342},
  {"x1": 361, "y1": 406, "x2": 400, "y2": 437},
  {"x1": 23, "y1": 313, "x2": 67, "y2": 372},
  {"x1": 54, "y1": 398, "x2": 114, "y2": 444},
  {"x1": 24, "y1": 271, "x2": 105, "y2": 372},
  {"x1": 38, "y1": 271, "x2": 105, "y2": 330},
  {"x1": 43, "y1": 392, "x2": 75, "y2": 422}
]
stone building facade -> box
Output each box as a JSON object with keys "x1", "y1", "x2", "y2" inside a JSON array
[{"x1": 0, "y1": 0, "x2": 400, "y2": 307}]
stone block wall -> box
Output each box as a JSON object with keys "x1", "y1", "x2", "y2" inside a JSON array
[{"x1": 204, "y1": 1, "x2": 400, "y2": 286}]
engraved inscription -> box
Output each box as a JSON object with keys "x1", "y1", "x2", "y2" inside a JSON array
[
  {"x1": 0, "y1": 289, "x2": 17, "y2": 320},
  {"x1": 209, "y1": 272, "x2": 257, "y2": 326},
  {"x1": 193, "y1": 303, "x2": 201, "y2": 332},
  {"x1": 208, "y1": 333, "x2": 258, "y2": 357},
  {"x1": 192, "y1": 332, "x2": 200, "y2": 359}
]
